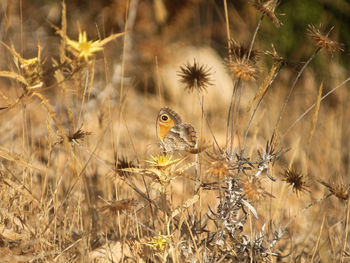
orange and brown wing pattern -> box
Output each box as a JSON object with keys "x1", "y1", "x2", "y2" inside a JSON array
[{"x1": 156, "y1": 107, "x2": 197, "y2": 152}]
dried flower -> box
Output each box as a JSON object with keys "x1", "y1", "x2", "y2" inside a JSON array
[
  {"x1": 307, "y1": 25, "x2": 344, "y2": 53},
  {"x1": 228, "y1": 57, "x2": 257, "y2": 81},
  {"x1": 116, "y1": 156, "x2": 134, "y2": 169},
  {"x1": 319, "y1": 180, "x2": 349, "y2": 201},
  {"x1": 207, "y1": 159, "x2": 231, "y2": 179},
  {"x1": 281, "y1": 169, "x2": 309, "y2": 194},
  {"x1": 229, "y1": 40, "x2": 260, "y2": 63},
  {"x1": 178, "y1": 59, "x2": 213, "y2": 93},
  {"x1": 58, "y1": 128, "x2": 91, "y2": 144},
  {"x1": 241, "y1": 176, "x2": 274, "y2": 202},
  {"x1": 252, "y1": 0, "x2": 281, "y2": 27}
]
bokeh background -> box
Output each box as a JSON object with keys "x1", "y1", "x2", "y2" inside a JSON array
[{"x1": 0, "y1": 0, "x2": 349, "y2": 261}]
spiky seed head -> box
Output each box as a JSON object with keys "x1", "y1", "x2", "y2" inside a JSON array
[
  {"x1": 58, "y1": 128, "x2": 91, "y2": 144},
  {"x1": 208, "y1": 160, "x2": 231, "y2": 179},
  {"x1": 229, "y1": 40, "x2": 260, "y2": 63},
  {"x1": 281, "y1": 169, "x2": 309, "y2": 194},
  {"x1": 319, "y1": 180, "x2": 349, "y2": 201},
  {"x1": 241, "y1": 177, "x2": 263, "y2": 202},
  {"x1": 178, "y1": 59, "x2": 213, "y2": 93},
  {"x1": 228, "y1": 58, "x2": 257, "y2": 81},
  {"x1": 307, "y1": 25, "x2": 344, "y2": 53},
  {"x1": 252, "y1": 0, "x2": 282, "y2": 27},
  {"x1": 116, "y1": 156, "x2": 134, "y2": 169}
]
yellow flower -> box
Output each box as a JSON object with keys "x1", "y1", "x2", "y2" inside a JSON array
[
  {"x1": 148, "y1": 232, "x2": 170, "y2": 251},
  {"x1": 145, "y1": 154, "x2": 182, "y2": 168},
  {"x1": 67, "y1": 31, "x2": 103, "y2": 62}
]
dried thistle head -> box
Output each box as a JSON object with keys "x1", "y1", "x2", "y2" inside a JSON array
[
  {"x1": 307, "y1": 25, "x2": 344, "y2": 53},
  {"x1": 319, "y1": 180, "x2": 349, "y2": 201},
  {"x1": 241, "y1": 176, "x2": 273, "y2": 202},
  {"x1": 58, "y1": 128, "x2": 91, "y2": 144},
  {"x1": 68, "y1": 128, "x2": 91, "y2": 142},
  {"x1": 252, "y1": 0, "x2": 281, "y2": 27},
  {"x1": 228, "y1": 57, "x2": 257, "y2": 81},
  {"x1": 281, "y1": 169, "x2": 309, "y2": 194},
  {"x1": 178, "y1": 59, "x2": 213, "y2": 93},
  {"x1": 207, "y1": 159, "x2": 231, "y2": 179},
  {"x1": 229, "y1": 40, "x2": 260, "y2": 63},
  {"x1": 116, "y1": 156, "x2": 134, "y2": 169}
]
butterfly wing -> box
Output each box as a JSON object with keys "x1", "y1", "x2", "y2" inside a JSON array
[{"x1": 163, "y1": 123, "x2": 197, "y2": 152}]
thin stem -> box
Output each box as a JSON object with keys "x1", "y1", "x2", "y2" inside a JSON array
[
  {"x1": 77, "y1": 69, "x2": 89, "y2": 127},
  {"x1": 231, "y1": 78, "x2": 242, "y2": 153},
  {"x1": 223, "y1": 0, "x2": 231, "y2": 61},
  {"x1": 282, "y1": 75, "x2": 350, "y2": 138},
  {"x1": 225, "y1": 78, "x2": 240, "y2": 152},
  {"x1": 243, "y1": 64, "x2": 283, "y2": 148},
  {"x1": 225, "y1": 78, "x2": 240, "y2": 154},
  {"x1": 275, "y1": 47, "x2": 321, "y2": 130},
  {"x1": 270, "y1": 193, "x2": 332, "y2": 249},
  {"x1": 194, "y1": 80, "x2": 221, "y2": 152},
  {"x1": 248, "y1": 15, "x2": 264, "y2": 60},
  {"x1": 225, "y1": 80, "x2": 235, "y2": 149},
  {"x1": 283, "y1": 193, "x2": 331, "y2": 230},
  {"x1": 341, "y1": 200, "x2": 350, "y2": 263}
]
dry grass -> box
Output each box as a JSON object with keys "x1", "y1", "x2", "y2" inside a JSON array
[{"x1": 0, "y1": 0, "x2": 349, "y2": 262}]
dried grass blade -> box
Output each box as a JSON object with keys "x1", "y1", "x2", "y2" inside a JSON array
[
  {"x1": 0, "y1": 70, "x2": 28, "y2": 85},
  {"x1": 246, "y1": 64, "x2": 277, "y2": 112},
  {"x1": 0, "y1": 147, "x2": 43, "y2": 172},
  {"x1": 308, "y1": 82, "x2": 323, "y2": 146}
]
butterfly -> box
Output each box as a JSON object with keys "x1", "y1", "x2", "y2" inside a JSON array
[{"x1": 156, "y1": 107, "x2": 197, "y2": 153}]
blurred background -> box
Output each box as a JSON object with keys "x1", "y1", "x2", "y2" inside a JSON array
[{"x1": 0, "y1": 0, "x2": 349, "y2": 261}]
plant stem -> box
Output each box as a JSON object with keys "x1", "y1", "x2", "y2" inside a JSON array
[
  {"x1": 243, "y1": 64, "x2": 283, "y2": 149},
  {"x1": 282, "y1": 75, "x2": 350, "y2": 137},
  {"x1": 275, "y1": 47, "x2": 321, "y2": 131}
]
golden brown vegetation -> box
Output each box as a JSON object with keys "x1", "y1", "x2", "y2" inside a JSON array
[{"x1": 0, "y1": 0, "x2": 349, "y2": 262}]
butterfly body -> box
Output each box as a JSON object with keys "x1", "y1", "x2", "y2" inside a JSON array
[{"x1": 156, "y1": 107, "x2": 197, "y2": 152}]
